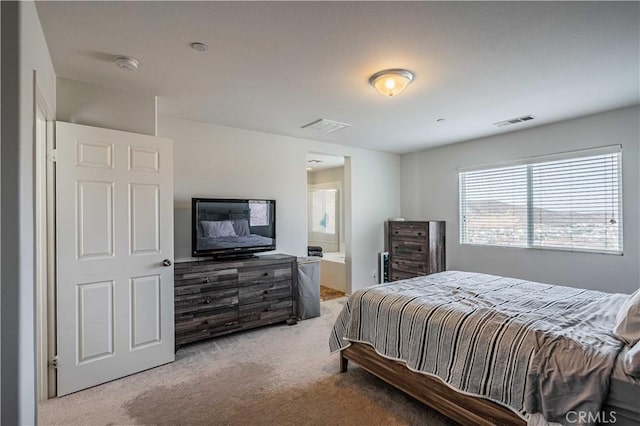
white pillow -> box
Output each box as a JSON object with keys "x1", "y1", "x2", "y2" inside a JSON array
[
  {"x1": 613, "y1": 288, "x2": 640, "y2": 346},
  {"x1": 232, "y1": 219, "x2": 250, "y2": 237},
  {"x1": 200, "y1": 220, "x2": 237, "y2": 238},
  {"x1": 623, "y1": 342, "x2": 640, "y2": 377}
]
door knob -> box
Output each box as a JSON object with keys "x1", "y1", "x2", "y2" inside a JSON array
[{"x1": 162, "y1": 259, "x2": 172, "y2": 267}]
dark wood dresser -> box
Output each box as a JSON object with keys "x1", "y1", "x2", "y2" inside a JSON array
[
  {"x1": 174, "y1": 254, "x2": 298, "y2": 349},
  {"x1": 386, "y1": 221, "x2": 445, "y2": 282}
]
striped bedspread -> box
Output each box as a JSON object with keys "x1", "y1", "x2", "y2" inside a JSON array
[{"x1": 330, "y1": 271, "x2": 626, "y2": 425}]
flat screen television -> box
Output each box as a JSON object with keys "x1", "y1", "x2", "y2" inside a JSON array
[{"x1": 192, "y1": 198, "x2": 276, "y2": 258}]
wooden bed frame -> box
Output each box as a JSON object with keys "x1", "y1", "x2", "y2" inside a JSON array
[{"x1": 340, "y1": 342, "x2": 526, "y2": 426}]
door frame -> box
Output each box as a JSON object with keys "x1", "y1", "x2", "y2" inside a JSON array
[
  {"x1": 33, "y1": 72, "x2": 56, "y2": 400},
  {"x1": 305, "y1": 152, "x2": 352, "y2": 294}
]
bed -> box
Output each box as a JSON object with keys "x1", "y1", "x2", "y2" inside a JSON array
[
  {"x1": 330, "y1": 271, "x2": 640, "y2": 426},
  {"x1": 603, "y1": 345, "x2": 640, "y2": 425}
]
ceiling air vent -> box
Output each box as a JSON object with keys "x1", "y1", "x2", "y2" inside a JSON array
[
  {"x1": 301, "y1": 119, "x2": 351, "y2": 134},
  {"x1": 494, "y1": 115, "x2": 535, "y2": 128}
]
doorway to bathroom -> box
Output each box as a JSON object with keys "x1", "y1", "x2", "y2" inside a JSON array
[{"x1": 306, "y1": 152, "x2": 349, "y2": 299}]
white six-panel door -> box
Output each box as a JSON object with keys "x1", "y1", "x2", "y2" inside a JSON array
[{"x1": 56, "y1": 122, "x2": 174, "y2": 396}]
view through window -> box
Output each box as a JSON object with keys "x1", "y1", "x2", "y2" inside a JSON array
[
  {"x1": 310, "y1": 189, "x2": 337, "y2": 234},
  {"x1": 459, "y1": 146, "x2": 622, "y2": 254},
  {"x1": 249, "y1": 201, "x2": 270, "y2": 226}
]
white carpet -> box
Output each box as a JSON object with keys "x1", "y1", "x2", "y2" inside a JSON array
[{"x1": 39, "y1": 298, "x2": 453, "y2": 425}]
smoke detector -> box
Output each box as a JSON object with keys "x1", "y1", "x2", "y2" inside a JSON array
[
  {"x1": 301, "y1": 119, "x2": 351, "y2": 134},
  {"x1": 191, "y1": 42, "x2": 208, "y2": 52},
  {"x1": 493, "y1": 114, "x2": 535, "y2": 128},
  {"x1": 114, "y1": 56, "x2": 139, "y2": 71}
]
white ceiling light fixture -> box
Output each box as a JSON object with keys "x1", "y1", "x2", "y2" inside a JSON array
[
  {"x1": 114, "y1": 55, "x2": 139, "y2": 71},
  {"x1": 191, "y1": 42, "x2": 208, "y2": 52},
  {"x1": 369, "y1": 69, "x2": 414, "y2": 97}
]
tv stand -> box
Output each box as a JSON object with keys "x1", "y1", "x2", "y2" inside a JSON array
[{"x1": 174, "y1": 254, "x2": 298, "y2": 350}]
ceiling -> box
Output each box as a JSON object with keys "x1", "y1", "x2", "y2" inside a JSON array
[{"x1": 36, "y1": 1, "x2": 639, "y2": 154}]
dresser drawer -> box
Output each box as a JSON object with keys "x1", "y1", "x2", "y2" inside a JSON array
[
  {"x1": 390, "y1": 251, "x2": 427, "y2": 262},
  {"x1": 175, "y1": 279, "x2": 239, "y2": 296},
  {"x1": 239, "y1": 299, "x2": 294, "y2": 324},
  {"x1": 390, "y1": 239, "x2": 427, "y2": 255},
  {"x1": 390, "y1": 258, "x2": 427, "y2": 274},
  {"x1": 175, "y1": 307, "x2": 238, "y2": 328},
  {"x1": 390, "y1": 270, "x2": 422, "y2": 282},
  {"x1": 389, "y1": 223, "x2": 428, "y2": 238},
  {"x1": 239, "y1": 280, "x2": 293, "y2": 304},
  {"x1": 175, "y1": 308, "x2": 239, "y2": 346},
  {"x1": 175, "y1": 268, "x2": 239, "y2": 289},
  {"x1": 238, "y1": 265, "x2": 292, "y2": 286},
  {"x1": 175, "y1": 287, "x2": 238, "y2": 315}
]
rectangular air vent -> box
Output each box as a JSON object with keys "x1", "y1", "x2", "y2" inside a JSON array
[
  {"x1": 494, "y1": 115, "x2": 535, "y2": 128},
  {"x1": 301, "y1": 119, "x2": 351, "y2": 134}
]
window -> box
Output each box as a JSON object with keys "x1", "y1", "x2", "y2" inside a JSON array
[
  {"x1": 459, "y1": 146, "x2": 622, "y2": 254},
  {"x1": 249, "y1": 201, "x2": 269, "y2": 226},
  {"x1": 310, "y1": 189, "x2": 337, "y2": 234}
]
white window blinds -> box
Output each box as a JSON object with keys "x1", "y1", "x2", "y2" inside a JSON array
[
  {"x1": 249, "y1": 201, "x2": 270, "y2": 226},
  {"x1": 459, "y1": 146, "x2": 622, "y2": 254},
  {"x1": 310, "y1": 189, "x2": 337, "y2": 234},
  {"x1": 460, "y1": 165, "x2": 528, "y2": 247}
]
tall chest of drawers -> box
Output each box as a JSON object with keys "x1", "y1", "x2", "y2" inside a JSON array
[
  {"x1": 386, "y1": 221, "x2": 446, "y2": 282},
  {"x1": 174, "y1": 254, "x2": 298, "y2": 349}
]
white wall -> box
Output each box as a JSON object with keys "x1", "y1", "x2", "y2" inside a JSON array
[
  {"x1": 401, "y1": 106, "x2": 640, "y2": 294},
  {"x1": 56, "y1": 77, "x2": 156, "y2": 135},
  {"x1": 1, "y1": 2, "x2": 56, "y2": 423},
  {"x1": 308, "y1": 166, "x2": 344, "y2": 185},
  {"x1": 158, "y1": 116, "x2": 401, "y2": 293}
]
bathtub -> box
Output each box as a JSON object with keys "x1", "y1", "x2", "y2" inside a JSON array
[{"x1": 320, "y1": 252, "x2": 346, "y2": 293}]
